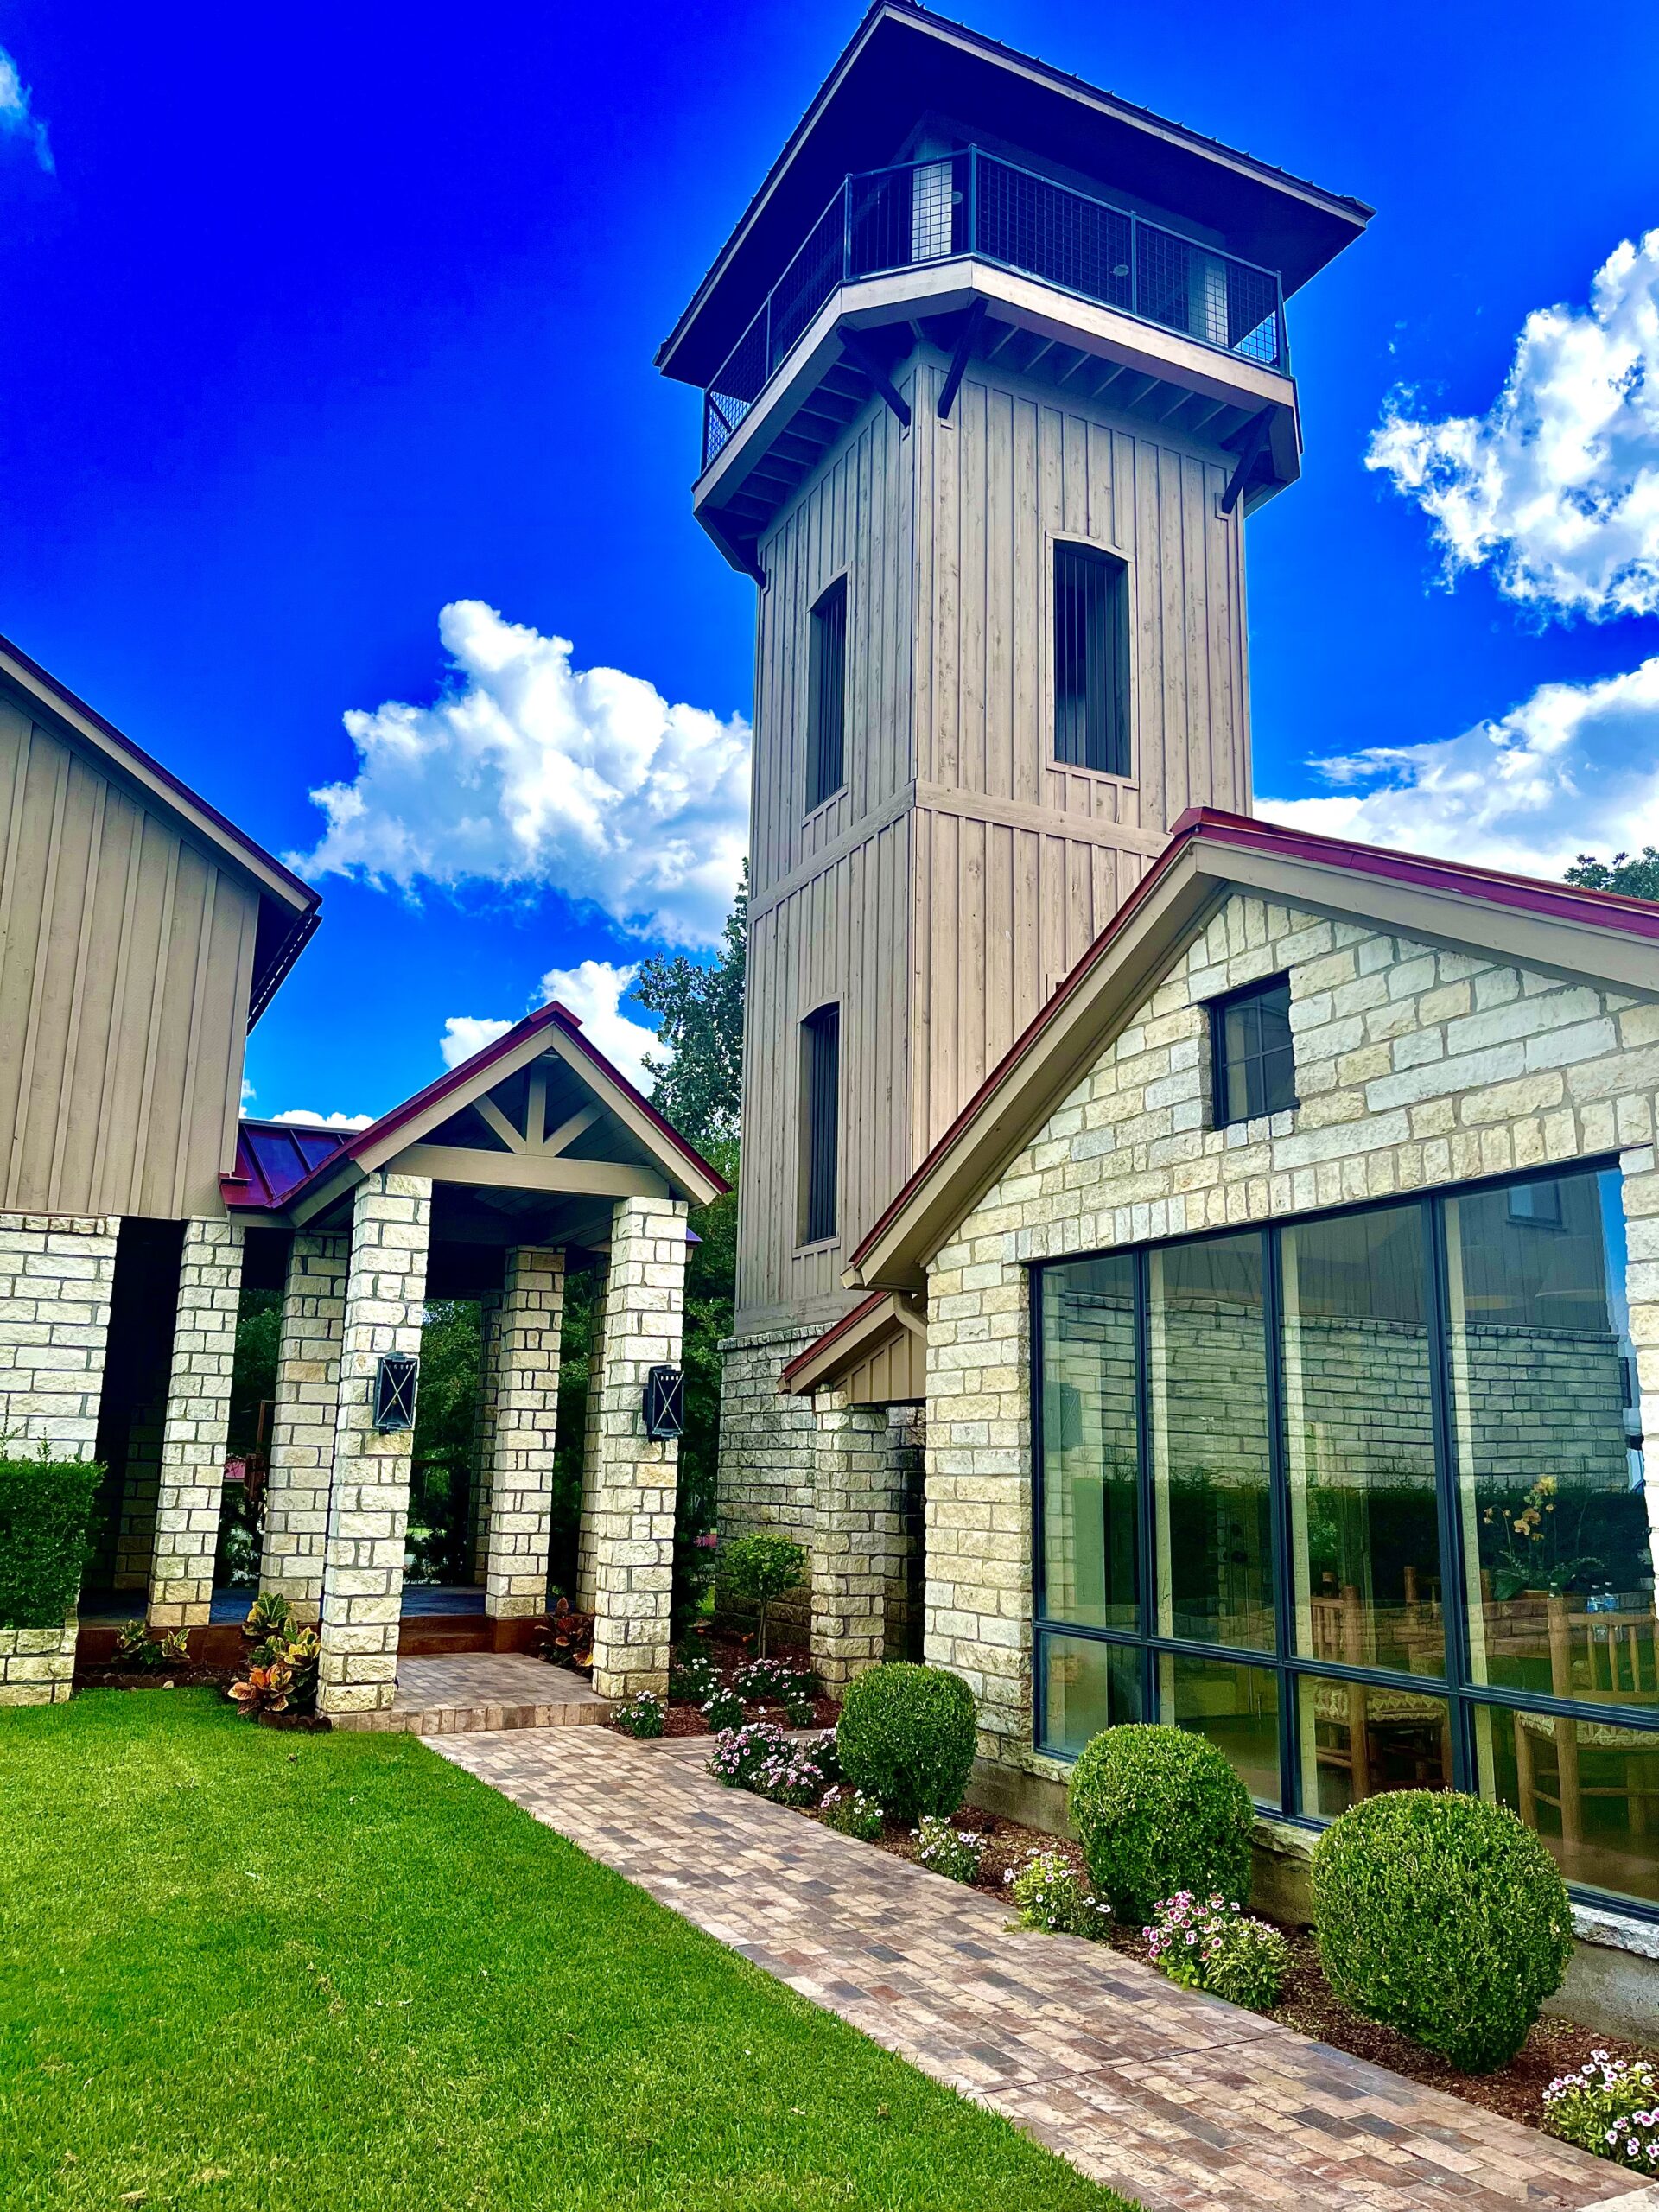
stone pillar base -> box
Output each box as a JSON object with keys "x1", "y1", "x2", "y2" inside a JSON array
[
  {"x1": 811, "y1": 1391, "x2": 915, "y2": 1688},
  {"x1": 0, "y1": 1623, "x2": 77, "y2": 1707}
]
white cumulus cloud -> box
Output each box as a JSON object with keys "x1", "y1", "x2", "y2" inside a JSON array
[
  {"x1": 439, "y1": 1015, "x2": 516, "y2": 1071},
  {"x1": 440, "y1": 959, "x2": 663, "y2": 1094},
  {"x1": 270, "y1": 1107, "x2": 376, "y2": 1131},
  {"x1": 1258, "y1": 657, "x2": 1659, "y2": 878},
  {"x1": 0, "y1": 44, "x2": 52, "y2": 173},
  {"x1": 293, "y1": 601, "x2": 750, "y2": 949},
  {"x1": 1367, "y1": 231, "x2": 1659, "y2": 621}
]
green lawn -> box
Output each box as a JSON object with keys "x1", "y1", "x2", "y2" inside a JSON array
[{"x1": 0, "y1": 1691, "x2": 1130, "y2": 2212}]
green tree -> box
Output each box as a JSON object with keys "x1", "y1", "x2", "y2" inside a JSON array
[
  {"x1": 1566, "y1": 849, "x2": 1659, "y2": 899},
  {"x1": 632, "y1": 868, "x2": 747, "y2": 1630},
  {"x1": 634, "y1": 863, "x2": 747, "y2": 1151}
]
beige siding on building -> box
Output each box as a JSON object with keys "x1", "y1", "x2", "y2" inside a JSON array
[
  {"x1": 0, "y1": 690, "x2": 259, "y2": 1219},
  {"x1": 735, "y1": 343, "x2": 1251, "y2": 1338}
]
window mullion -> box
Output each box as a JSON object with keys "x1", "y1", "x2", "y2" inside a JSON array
[{"x1": 1426, "y1": 1191, "x2": 1478, "y2": 1793}]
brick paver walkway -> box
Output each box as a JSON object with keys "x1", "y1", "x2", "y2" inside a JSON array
[
  {"x1": 430, "y1": 1728, "x2": 1658, "y2": 2212},
  {"x1": 328, "y1": 1653, "x2": 609, "y2": 1734}
]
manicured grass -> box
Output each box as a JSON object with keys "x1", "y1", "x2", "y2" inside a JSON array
[{"x1": 0, "y1": 1692, "x2": 1132, "y2": 2212}]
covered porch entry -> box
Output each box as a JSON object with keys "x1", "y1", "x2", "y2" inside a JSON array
[{"x1": 114, "y1": 1001, "x2": 723, "y2": 1717}]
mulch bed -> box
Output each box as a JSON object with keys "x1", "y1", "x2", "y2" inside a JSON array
[{"x1": 73, "y1": 1665, "x2": 238, "y2": 1693}]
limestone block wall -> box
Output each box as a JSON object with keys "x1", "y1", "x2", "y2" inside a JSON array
[
  {"x1": 470, "y1": 1291, "x2": 502, "y2": 1587},
  {"x1": 575, "y1": 1269, "x2": 607, "y2": 1610},
  {"x1": 259, "y1": 1230, "x2": 348, "y2": 1616},
  {"x1": 480, "y1": 1248, "x2": 563, "y2": 1618},
  {"x1": 926, "y1": 891, "x2": 1659, "y2": 1777},
  {"x1": 149, "y1": 1217, "x2": 244, "y2": 1629},
  {"x1": 0, "y1": 1213, "x2": 118, "y2": 1459},
  {"x1": 810, "y1": 1390, "x2": 911, "y2": 1687},
  {"x1": 714, "y1": 1322, "x2": 823, "y2": 1637},
  {"x1": 316, "y1": 1173, "x2": 431, "y2": 1716},
  {"x1": 588, "y1": 1194, "x2": 686, "y2": 1699},
  {"x1": 0, "y1": 1624, "x2": 77, "y2": 1706}
]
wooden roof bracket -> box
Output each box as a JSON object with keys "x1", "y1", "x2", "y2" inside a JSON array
[
  {"x1": 838, "y1": 325, "x2": 912, "y2": 429},
  {"x1": 936, "y1": 298, "x2": 989, "y2": 422}
]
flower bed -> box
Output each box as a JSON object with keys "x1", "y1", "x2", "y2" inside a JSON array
[{"x1": 760, "y1": 1784, "x2": 1659, "y2": 2143}]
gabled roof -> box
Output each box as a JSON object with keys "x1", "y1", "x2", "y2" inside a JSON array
[
  {"x1": 658, "y1": 0, "x2": 1371, "y2": 388},
  {"x1": 0, "y1": 631, "x2": 321, "y2": 1026},
  {"x1": 848, "y1": 807, "x2": 1659, "y2": 1291},
  {"x1": 223, "y1": 1001, "x2": 728, "y2": 1222}
]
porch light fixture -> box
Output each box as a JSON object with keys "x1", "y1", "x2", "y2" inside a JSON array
[
  {"x1": 643, "y1": 1364, "x2": 685, "y2": 1441},
  {"x1": 372, "y1": 1353, "x2": 420, "y2": 1433}
]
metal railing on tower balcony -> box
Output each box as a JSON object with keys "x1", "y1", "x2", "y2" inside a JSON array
[{"x1": 700, "y1": 148, "x2": 1289, "y2": 474}]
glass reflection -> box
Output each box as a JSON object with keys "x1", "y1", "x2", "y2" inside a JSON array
[
  {"x1": 1148, "y1": 1232, "x2": 1274, "y2": 1649},
  {"x1": 1159, "y1": 1653, "x2": 1281, "y2": 1808},
  {"x1": 1296, "y1": 1669, "x2": 1452, "y2": 1818},
  {"x1": 1282, "y1": 1205, "x2": 1446, "y2": 1677},
  {"x1": 1039, "y1": 1255, "x2": 1138, "y2": 1629},
  {"x1": 1447, "y1": 1167, "x2": 1655, "y2": 1710},
  {"x1": 1476, "y1": 1703, "x2": 1659, "y2": 1908},
  {"x1": 1039, "y1": 1633, "x2": 1141, "y2": 1758}
]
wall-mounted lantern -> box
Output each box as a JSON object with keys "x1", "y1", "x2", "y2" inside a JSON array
[
  {"x1": 642, "y1": 1364, "x2": 685, "y2": 1440},
  {"x1": 372, "y1": 1353, "x2": 420, "y2": 1433}
]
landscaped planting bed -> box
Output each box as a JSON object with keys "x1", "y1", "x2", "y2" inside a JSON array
[{"x1": 687, "y1": 1657, "x2": 1659, "y2": 2160}]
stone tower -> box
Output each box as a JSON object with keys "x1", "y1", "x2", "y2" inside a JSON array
[{"x1": 656, "y1": 1, "x2": 1370, "y2": 1665}]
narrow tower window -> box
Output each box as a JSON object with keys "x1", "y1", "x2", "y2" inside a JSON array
[
  {"x1": 806, "y1": 575, "x2": 848, "y2": 810},
  {"x1": 800, "y1": 1003, "x2": 841, "y2": 1243},
  {"x1": 1053, "y1": 543, "x2": 1128, "y2": 775}
]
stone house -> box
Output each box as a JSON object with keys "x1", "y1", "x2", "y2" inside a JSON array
[
  {"x1": 815, "y1": 806, "x2": 1659, "y2": 2014},
  {"x1": 0, "y1": 632, "x2": 722, "y2": 1714}
]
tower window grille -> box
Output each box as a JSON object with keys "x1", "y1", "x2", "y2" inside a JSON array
[
  {"x1": 1053, "y1": 543, "x2": 1129, "y2": 775},
  {"x1": 806, "y1": 575, "x2": 848, "y2": 810}
]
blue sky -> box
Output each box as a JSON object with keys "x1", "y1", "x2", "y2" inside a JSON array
[{"x1": 3, "y1": 0, "x2": 1658, "y2": 1126}]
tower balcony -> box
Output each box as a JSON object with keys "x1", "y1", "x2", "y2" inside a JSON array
[{"x1": 691, "y1": 146, "x2": 1300, "y2": 575}]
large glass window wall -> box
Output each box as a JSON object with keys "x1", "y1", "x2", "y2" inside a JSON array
[{"x1": 1033, "y1": 1162, "x2": 1659, "y2": 1911}]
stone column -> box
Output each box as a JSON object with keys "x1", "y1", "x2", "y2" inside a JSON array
[
  {"x1": 588, "y1": 1195, "x2": 685, "y2": 1699},
  {"x1": 148, "y1": 1217, "x2": 244, "y2": 1630},
  {"x1": 0, "y1": 1212, "x2": 118, "y2": 1459},
  {"x1": 810, "y1": 1389, "x2": 911, "y2": 1688},
  {"x1": 315, "y1": 1172, "x2": 430, "y2": 1718},
  {"x1": 575, "y1": 1267, "x2": 609, "y2": 1609},
  {"x1": 480, "y1": 1247, "x2": 563, "y2": 1618},
  {"x1": 257, "y1": 1230, "x2": 348, "y2": 1617},
  {"x1": 468, "y1": 1291, "x2": 502, "y2": 1586}
]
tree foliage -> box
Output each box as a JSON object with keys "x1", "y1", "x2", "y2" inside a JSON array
[
  {"x1": 1566, "y1": 848, "x2": 1659, "y2": 900},
  {"x1": 634, "y1": 862, "x2": 747, "y2": 1153}
]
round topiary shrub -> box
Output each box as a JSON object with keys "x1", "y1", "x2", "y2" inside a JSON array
[
  {"x1": 1068, "y1": 1725, "x2": 1254, "y2": 1924},
  {"x1": 835, "y1": 1662, "x2": 977, "y2": 1823},
  {"x1": 1312, "y1": 1789, "x2": 1572, "y2": 2073}
]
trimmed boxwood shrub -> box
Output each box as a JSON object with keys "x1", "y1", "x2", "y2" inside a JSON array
[
  {"x1": 835, "y1": 1662, "x2": 977, "y2": 1822},
  {"x1": 0, "y1": 1455, "x2": 102, "y2": 1629},
  {"x1": 1312, "y1": 1789, "x2": 1572, "y2": 2073},
  {"x1": 1069, "y1": 1725, "x2": 1255, "y2": 1923}
]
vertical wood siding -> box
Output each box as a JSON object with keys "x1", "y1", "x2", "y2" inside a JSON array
[
  {"x1": 0, "y1": 692, "x2": 258, "y2": 1220},
  {"x1": 735, "y1": 343, "x2": 1253, "y2": 1334}
]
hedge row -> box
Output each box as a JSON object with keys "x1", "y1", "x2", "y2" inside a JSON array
[{"x1": 0, "y1": 1456, "x2": 101, "y2": 1629}]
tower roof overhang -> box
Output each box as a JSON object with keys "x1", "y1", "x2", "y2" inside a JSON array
[
  {"x1": 846, "y1": 808, "x2": 1659, "y2": 1294},
  {"x1": 658, "y1": 1, "x2": 1372, "y2": 391}
]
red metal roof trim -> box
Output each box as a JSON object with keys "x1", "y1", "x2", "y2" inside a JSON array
[
  {"x1": 223, "y1": 1001, "x2": 729, "y2": 1219},
  {"x1": 779, "y1": 1288, "x2": 891, "y2": 1389},
  {"x1": 222, "y1": 1119, "x2": 352, "y2": 1213},
  {"x1": 851, "y1": 805, "x2": 1659, "y2": 1269}
]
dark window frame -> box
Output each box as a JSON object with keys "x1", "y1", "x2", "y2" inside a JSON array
[
  {"x1": 1210, "y1": 972, "x2": 1297, "y2": 1128},
  {"x1": 805, "y1": 575, "x2": 849, "y2": 814},
  {"x1": 1052, "y1": 540, "x2": 1130, "y2": 778},
  {"x1": 799, "y1": 1001, "x2": 841, "y2": 1247},
  {"x1": 1029, "y1": 1156, "x2": 1659, "y2": 1923}
]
